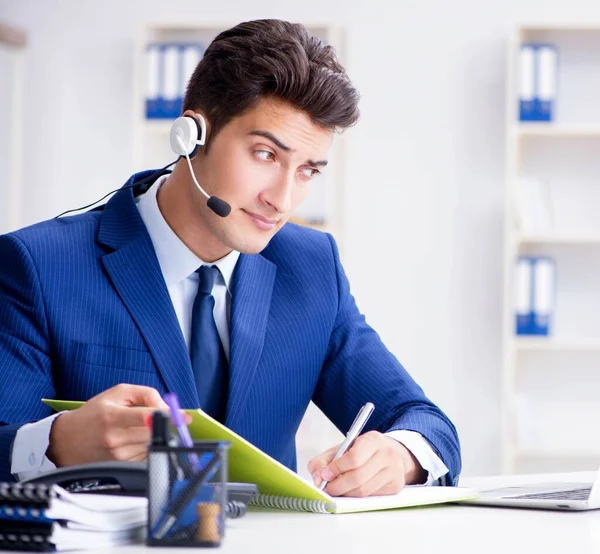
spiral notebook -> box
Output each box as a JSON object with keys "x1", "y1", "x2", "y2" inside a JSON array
[
  {"x1": 0, "y1": 481, "x2": 146, "y2": 551},
  {"x1": 43, "y1": 399, "x2": 477, "y2": 514}
]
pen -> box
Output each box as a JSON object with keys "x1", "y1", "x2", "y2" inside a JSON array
[
  {"x1": 163, "y1": 392, "x2": 201, "y2": 469},
  {"x1": 319, "y1": 402, "x2": 375, "y2": 491}
]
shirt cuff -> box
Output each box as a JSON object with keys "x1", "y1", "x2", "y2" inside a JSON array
[
  {"x1": 384, "y1": 430, "x2": 449, "y2": 486},
  {"x1": 11, "y1": 412, "x2": 63, "y2": 481}
]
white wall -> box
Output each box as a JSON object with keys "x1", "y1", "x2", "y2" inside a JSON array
[{"x1": 3, "y1": 0, "x2": 600, "y2": 477}]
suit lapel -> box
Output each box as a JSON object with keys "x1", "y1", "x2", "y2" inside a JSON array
[
  {"x1": 97, "y1": 183, "x2": 199, "y2": 409},
  {"x1": 225, "y1": 253, "x2": 276, "y2": 429}
]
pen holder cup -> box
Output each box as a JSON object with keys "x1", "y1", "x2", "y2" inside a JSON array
[{"x1": 147, "y1": 441, "x2": 230, "y2": 548}]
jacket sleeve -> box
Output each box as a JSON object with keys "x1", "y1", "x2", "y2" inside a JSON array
[
  {"x1": 312, "y1": 233, "x2": 462, "y2": 485},
  {"x1": 0, "y1": 233, "x2": 56, "y2": 482}
]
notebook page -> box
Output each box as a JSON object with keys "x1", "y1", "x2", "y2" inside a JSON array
[{"x1": 331, "y1": 486, "x2": 479, "y2": 514}]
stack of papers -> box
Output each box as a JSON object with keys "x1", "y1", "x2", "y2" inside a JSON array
[{"x1": 0, "y1": 483, "x2": 147, "y2": 551}]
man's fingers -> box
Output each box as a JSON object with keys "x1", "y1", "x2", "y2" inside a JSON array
[
  {"x1": 308, "y1": 445, "x2": 338, "y2": 472},
  {"x1": 371, "y1": 477, "x2": 407, "y2": 497},
  {"x1": 109, "y1": 406, "x2": 162, "y2": 429},
  {"x1": 343, "y1": 467, "x2": 399, "y2": 498},
  {"x1": 103, "y1": 425, "x2": 151, "y2": 451},
  {"x1": 100, "y1": 384, "x2": 169, "y2": 410},
  {"x1": 115, "y1": 384, "x2": 170, "y2": 410},
  {"x1": 111, "y1": 442, "x2": 151, "y2": 462},
  {"x1": 322, "y1": 433, "x2": 379, "y2": 482},
  {"x1": 307, "y1": 445, "x2": 339, "y2": 485},
  {"x1": 324, "y1": 450, "x2": 384, "y2": 497}
]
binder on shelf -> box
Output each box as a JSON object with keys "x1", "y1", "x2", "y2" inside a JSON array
[
  {"x1": 535, "y1": 44, "x2": 558, "y2": 122},
  {"x1": 532, "y1": 257, "x2": 555, "y2": 335},
  {"x1": 514, "y1": 256, "x2": 556, "y2": 336},
  {"x1": 517, "y1": 43, "x2": 558, "y2": 122},
  {"x1": 160, "y1": 44, "x2": 181, "y2": 119},
  {"x1": 145, "y1": 43, "x2": 161, "y2": 119},
  {"x1": 180, "y1": 43, "x2": 204, "y2": 105},
  {"x1": 518, "y1": 44, "x2": 536, "y2": 121},
  {"x1": 515, "y1": 256, "x2": 534, "y2": 335},
  {"x1": 145, "y1": 42, "x2": 205, "y2": 120}
]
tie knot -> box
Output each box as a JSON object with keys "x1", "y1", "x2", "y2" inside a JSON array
[{"x1": 196, "y1": 265, "x2": 219, "y2": 294}]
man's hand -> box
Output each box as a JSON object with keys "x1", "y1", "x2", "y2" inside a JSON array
[
  {"x1": 47, "y1": 384, "x2": 190, "y2": 467},
  {"x1": 307, "y1": 431, "x2": 427, "y2": 497}
]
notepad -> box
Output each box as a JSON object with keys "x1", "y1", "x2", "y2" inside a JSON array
[{"x1": 42, "y1": 399, "x2": 477, "y2": 514}]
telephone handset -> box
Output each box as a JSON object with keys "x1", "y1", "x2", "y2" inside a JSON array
[
  {"x1": 22, "y1": 461, "x2": 148, "y2": 496},
  {"x1": 21, "y1": 461, "x2": 258, "y2": 506}
]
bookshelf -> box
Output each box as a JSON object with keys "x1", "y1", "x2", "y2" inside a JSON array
[
  {"x1": 0, "y1": 23, "x2": 26, "y2": 234},
  {"x1": 132, "y1": 22, "x2": 346, "y2": 476},
  {"x1": 502, "y1": 25, "x2": 600, "y2": 473}
]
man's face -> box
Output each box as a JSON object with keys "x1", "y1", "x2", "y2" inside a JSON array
[{"x1": 189, "y1": 97, "x2": 333, "y2": 254}]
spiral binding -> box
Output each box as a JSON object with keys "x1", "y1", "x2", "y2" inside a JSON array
[
  {"x1": 225, "y1": 500, "x2": 248, "y2": 519},
  {"x1": 0, "y1": 483, "x2": 54, "y2": 504},
  {"x1": 251, "y1": 494, "x2": 329, "y2": 514}
]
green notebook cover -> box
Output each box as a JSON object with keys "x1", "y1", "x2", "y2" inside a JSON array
[{"x1": 41, "y1": 399, "x2": 332, "y2": 504}]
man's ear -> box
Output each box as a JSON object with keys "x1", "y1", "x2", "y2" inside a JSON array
[
  {"x1": 182, "y1": 110, "x2": 210, "y2": 132},
  {"x1": 179, "y1": 110, "x2": 209, "y2": 155}
]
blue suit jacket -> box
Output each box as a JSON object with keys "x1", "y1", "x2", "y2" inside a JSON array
[{"x1": 0, "y1": 171, "x2": 461, "y2": 483}]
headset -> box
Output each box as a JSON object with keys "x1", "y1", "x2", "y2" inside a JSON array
[{"x1": 56, "y1": 113, "x2": 232, "y2": 219}]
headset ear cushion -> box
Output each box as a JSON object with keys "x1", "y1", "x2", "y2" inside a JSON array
[
  {"x1": 187, "y1": 116, "x2": 202, "y2": 158},
  {"x1": 169, "y1": 116, "x2": 202, "y2": 158}
]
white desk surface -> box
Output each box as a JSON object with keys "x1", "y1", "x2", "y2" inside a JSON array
[{"x1": 27, "y1": 471, "x2": 600, "y2": 554}]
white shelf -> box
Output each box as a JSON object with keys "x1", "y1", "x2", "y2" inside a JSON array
[
  {"x1": 519, "y1": 23, "x2": 600, "y2": 33},
  {"x1": 514, "y1": 337, "x2": 600, "y2": 351},
  {"x1": 514, "y1": 124, "x2": 600, "y2": 137},
  {"x1": 517, "y1": 448, "x2": 600, "y2": 459},
  {"x1": 502, "y1": 25, "x2": 600, "y2": 474},
  {"x1": 516, "y1": 234, "x2": 600, "y2": 246}
]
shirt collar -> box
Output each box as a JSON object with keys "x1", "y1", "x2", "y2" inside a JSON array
[{"x1": 136, "y1": 175, "x2": 240, "y2": 291}]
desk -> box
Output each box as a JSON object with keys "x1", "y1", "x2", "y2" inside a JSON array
[{"x1": 24, "y1": 472, "x2": 600, "y2": 554}]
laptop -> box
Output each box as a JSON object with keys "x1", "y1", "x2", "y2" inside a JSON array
[{"x1": 461, "y1": 466, "x2": 600, "y2": 511}]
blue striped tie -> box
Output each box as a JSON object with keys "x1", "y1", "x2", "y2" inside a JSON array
[{"x1": 191, "y1": 265, "x2": 228, "y2": 421}]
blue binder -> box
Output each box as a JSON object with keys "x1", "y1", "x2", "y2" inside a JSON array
[
  {"x1": 518, "y1": 43, "x2": 558, "y2": 122},
  {"x1": 160, "y1": 43, "x2": 181, "y2": 119},
  {"x1": 145, "y1": 43, "x2": 161, "y2": 119},
  {"x1": 531, "y1": 256, "x2": 555, "y2": 335},
  {"x1": 518, "y1": 44, "x2": 536, "y2": 122},
  {"x1": 535, "y1": 44, "x2": 557, "y2": 122},
  {"x1": 515, "y1": 256, "x2": 534, "y2": 335}
]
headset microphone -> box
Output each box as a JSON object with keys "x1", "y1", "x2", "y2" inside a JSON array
[{"x1": 170, "y1": 114, "x2": 231, "y2": 218}]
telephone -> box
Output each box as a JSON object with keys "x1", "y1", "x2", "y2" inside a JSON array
[
  {"x1": 21, "y1": 461, "x2": 258, "y2": 505},
  {"x1": 22, "y1": 461, "x2": 149, "y2": 496}
]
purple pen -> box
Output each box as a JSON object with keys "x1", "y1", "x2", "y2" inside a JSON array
[{"x1": 163, "y1": 392, "x2": 200, "y2": 468}]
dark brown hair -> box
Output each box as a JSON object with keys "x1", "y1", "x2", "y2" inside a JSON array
[{"x1": 183, "y1": 19, "x2": 360, "y2": 148}]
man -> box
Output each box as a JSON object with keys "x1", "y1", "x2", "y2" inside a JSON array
[{"x1": 0, "y1": 19, "x2": 460, "y2": 496}]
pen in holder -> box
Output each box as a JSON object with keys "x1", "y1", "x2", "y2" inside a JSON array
[{"x1": 148, "y1": 435, "x2": 230, "y2": 548}]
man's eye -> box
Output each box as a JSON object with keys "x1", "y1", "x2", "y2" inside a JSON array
[
  {"x1": 255, "y1": 150, "x2": 274, "y2": 161},
  {"x1": 301, "y1": 167, "x2": 321, "y2": 179}
]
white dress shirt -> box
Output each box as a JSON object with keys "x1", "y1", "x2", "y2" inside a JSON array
[{"x1": 11, "y1": 176, "x2": 448, "y2": 485}]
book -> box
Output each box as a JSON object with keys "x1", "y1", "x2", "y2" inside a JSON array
[
  {"x1": 0, "y1": 481, "x2": 147, "y2": 551},
  {"x1": 42, "y1": 399, "x2": 477, "y2": 514}
]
